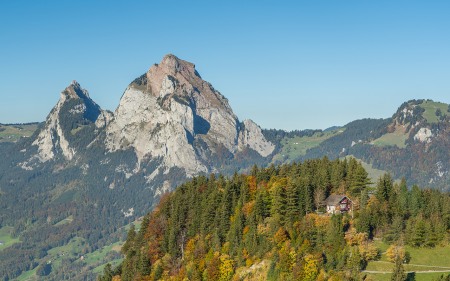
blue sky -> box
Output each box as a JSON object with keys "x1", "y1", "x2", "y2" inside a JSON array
[{"x1": 1, "y1": 1, "x2": 449, "y2": 130}]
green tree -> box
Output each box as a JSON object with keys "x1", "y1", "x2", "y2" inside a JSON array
[
  {"x1": 349, "y1": 164, "x2": 370, "y2": 197},
  {"x1": 255, "y1": 188, "x2": 270, "y2": 220},
  {"x1": 384, "y1": 216, "x2": 403, "y2": 243},
  {"x1": 98, "y1": 263, "x2": 113, "y2": 281},
  {"x1": 376, "y1": 174, "x2": 393, "y2": 202},
  {"x1": 122, "y1": 224, "x2": 136, "y2": 254},
  {"x1": 397, "y1": 178, "x2": 409, "y2": 216},
  {"x1": 285, "y1": 182, "x2": 300, "y2": 225},
  {"x1": 270, "y1": 183, "x2": 286, "y2": 225},
  {"x1": 227, "y1": 201, "x2": 245, "y2": 256},
  {"x1": 409, "y1": 185, "x2": 422, "y2": 216},
  {"x1": 36, "y1": 262, "x2": 52, "y2": 277},
  {"x1": 391, "y1": 254, "x2": 407, "y2": 281},
  {"x1": 138, "y1": 250, "x2": 151, "y2": 276},
  {"x1": 411, "y1": 216, "x2": 426, "y2": 247},
  {"x1": 346, "y1": 247, "x2": 362, "y2": 279}
]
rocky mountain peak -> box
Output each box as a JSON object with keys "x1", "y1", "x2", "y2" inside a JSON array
[
  {"x1": 30, "y1": 81, "x2": 104, "y2": 163},
  {"x1": 158, "y1": 54, "x2": 196, "y2": 76},
  {"x1": 23, "y1": 55, "x2": 274, "y2": 187},
  {"x1": 106, "y1": 54, "x2": 275, "y2": 177},
  {"x1": 62, "y1": 80, "x2": 91, "y2": 100},
  {"x1": 145, "y1": 54, "x2": 224, "y2": 108}
]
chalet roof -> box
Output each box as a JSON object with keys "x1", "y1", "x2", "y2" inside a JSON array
[{"x1": 324, "y1": 194, "x2": 349, "y2": 206}]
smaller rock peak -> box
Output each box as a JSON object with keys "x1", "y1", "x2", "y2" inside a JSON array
[
  {"x1": 70, "y1": 80, "x2": 81, "y2": 88},
  {"x1": 63, "y1": 80, "x2": 90, "y2": 99}
]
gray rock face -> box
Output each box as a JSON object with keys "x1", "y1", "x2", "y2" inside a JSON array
[
  {"x1": 105, "y1": 54, "x2": 274, "y2": 176},
  {"x1": 32, "y1": 81, "x2": 104, "y2": 162},
  {"x1": 29, "y1": 54, "x2": 275, "y2": 180},
  {"x1": 239, "y1": 119, "x2": 275, "y2": 157}
]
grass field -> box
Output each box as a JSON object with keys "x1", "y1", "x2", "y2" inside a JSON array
[
  {"x1": 46, "y1": 236, "x2": 86, "y2": 270},
  {"x1": 372, "y1": 130, "x2": 408, "y2": 148},
  {"x1": 83, "y1": 241, "x2": 122, "y2": 265},
  {"x1": 274, "y1": 128, "x2": 344, "y2": 162},
  {"x1": 53, "y1": 215, "x2": 74, "y2": 226},
  {"x1": 344, "y1": 156, "x2": 389, "y2": 185},
  {"x1": 11, "y1": 218, "x2": 137, "y2": 280},
  {"x1": 13, "y1": 236, "x2": 124, "y2": 280},
  {"x1": 365, "y1": 241, "x2": 450, "y2": 280},
  {"x1": 365, "y1": 271, "x2": 449, "y2": 281},
  {"x1": 0, "y1": 226, "x2": 20, "y2": 251},
  {"x1": 420, "y1": 100, "x2": 448, "y2": 124},
  {"x1": 92, "y1": 258, "x2": 123, "y2": 274},
  {"x1": 0, "y1": 123, "x2": 38, "y2": 143}
]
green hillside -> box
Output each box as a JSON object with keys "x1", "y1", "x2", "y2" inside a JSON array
[
  {"x1": 344, "y1": 155, "x2": 389, "y2": 186},
  {"x1": 372, "y1": 130, "x2": 408, "y2": 148},
  {"x1": 0, "y1": 226, "x2": 20, "y2": 251},
  {"x1": 273, "y1": 128, "x2": 344, "y2": 162},
  {"x1": 419, "y1": 100, "x2": 448, "y2": 124},
  {"x1": 365, "y1": 241, "x2": 450, "y2": 280},
  {"x1": 0, "y1": 123, "x2": 39, "y2": 143}
]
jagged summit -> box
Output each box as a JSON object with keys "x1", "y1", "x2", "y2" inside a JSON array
[
  {"x1": 25, "y1": 54, "x2": 274, "y2": 183},
  {"x1": 157, "y1": 54, "x2": 197, "y2": 75},
  {"x1": 29, "y1": 81, "x2": 106, "y2": 162},
  {"x1": 106, "y1": 54, "x2": 275, "y2": 176},
  {"x1": 64, "y1": 80, "x2": 90, "y2": 98}
]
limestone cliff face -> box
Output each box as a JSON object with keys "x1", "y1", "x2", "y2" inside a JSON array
[
  {"x1": 28, "y1": 54, "x2": 274, "y2": 179},
  {"x1": 105, "y1": 54, "x2": 274, "y2": 176},
  {"x1": 239, "y1": 119, "x2": 275, "y2": 157},
  {"x1": 31, "y1": 81, "x2": 104, "y2": 162}
]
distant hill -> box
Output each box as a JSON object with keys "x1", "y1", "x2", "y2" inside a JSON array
[
  {"x1": 0, "y1": 122, "x2": 39, "y2": 143},
  {"x1": 267, "y1": 99, "x2": 450, "y2": 191}
]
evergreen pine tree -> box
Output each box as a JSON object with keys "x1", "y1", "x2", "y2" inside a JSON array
[
  {"x1": 227, "y1": 200, "x2": 245, "y2": 256},
  {"x1": 411, "y1": 216, "x2": 426, "y2": 247},
  {"x1": 346, "y1": 247, "x2": 362, "y2": 280},
  {"x1": 376, "y1": 174, "x2": 393, "y2": 202},
  {"x1": 384, "y1": 215, "x2": 403, "y2": 243},
  {"x1": 410, "y1": 185, "x2": 422, "y2": 216},
  {"x1": 270, "y1": 184, "x2": 286, "y2": 225},
  {"x1": 398, "y1": 178, "x2": 409, "y2": 216},
  {"x1": 138, "y1": 250, "x2": 151, "y2": 276},
  {"x1": 285, "y1": 182, "x2": 300, "y2": 225},
  {"x1": 349, "y1": 164, "x2": 370, "y2": 197},
  {"x1": 122, "y1": 225, "x2": 136, "y2": 254}
]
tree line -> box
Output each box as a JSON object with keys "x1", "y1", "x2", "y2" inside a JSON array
[{"x1": 100, "y1": 157, "x2": 450, "y2": 281}]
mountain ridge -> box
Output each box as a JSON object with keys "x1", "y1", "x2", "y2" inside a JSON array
[{"x1": 0, "y1": 55, "x2": 449, "y2": 280}]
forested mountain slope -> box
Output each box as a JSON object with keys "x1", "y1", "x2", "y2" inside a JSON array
[
  {"x1": 266, "y1": 99, "x2": 450, "y2": 191},
  {"x1": 101, "y1": 159, "x2": 450, "y2": 281}
]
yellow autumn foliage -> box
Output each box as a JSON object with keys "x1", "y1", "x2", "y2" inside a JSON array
[{"x1": 386, "y1": 244, "x2": 406, "y2": 262}]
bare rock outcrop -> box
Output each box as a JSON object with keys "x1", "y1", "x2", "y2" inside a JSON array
[
  {"x1": 105, "y1": 54, "x2": 274, "y2": 176},
  {"x1": 32, "y1": 81, "x2": 104, "y2": 162}
]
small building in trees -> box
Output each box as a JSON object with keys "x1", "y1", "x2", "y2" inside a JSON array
[{"x1": 324, "y1": 195, "x2": 353, "y2": 215}]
